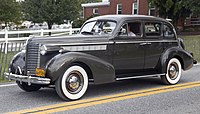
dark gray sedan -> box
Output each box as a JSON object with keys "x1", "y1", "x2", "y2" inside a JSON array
[{"x1": 4, "y1": 15, "x2": 195, "y2": 101}]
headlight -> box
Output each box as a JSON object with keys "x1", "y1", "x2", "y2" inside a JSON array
[{"x1": 40, "y1": 45, "x2": 47, "y2": 55}]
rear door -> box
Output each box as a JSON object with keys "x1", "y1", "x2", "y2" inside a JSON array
[{"x1": 143, "y1": 21, "x2": 164, "y2": 74}]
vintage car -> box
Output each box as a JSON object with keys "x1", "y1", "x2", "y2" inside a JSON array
[{"x1": 4, "y1": 15, "x2": 195, "y2": 101}]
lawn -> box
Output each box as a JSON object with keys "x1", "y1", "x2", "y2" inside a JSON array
[{"x1": 180, "y1": 35, "x2": 200, "y2": 62}]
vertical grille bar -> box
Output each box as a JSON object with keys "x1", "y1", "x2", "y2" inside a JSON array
[{"x1": 26, "y1": 43, "x2": 40, "y2": 75}]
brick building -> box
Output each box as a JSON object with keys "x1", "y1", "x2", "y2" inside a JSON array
[{"x1": 81, "y1": 0, "x2": 156, "y2": 19}]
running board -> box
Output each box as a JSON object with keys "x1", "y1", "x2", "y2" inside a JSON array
[{"x1": 116, "y1": 74, "x2": 165, "y2": 81}]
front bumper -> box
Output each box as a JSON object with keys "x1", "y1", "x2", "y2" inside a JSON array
[{"x1": 4, "y1": 72, "x2": 51, "y2": 85}]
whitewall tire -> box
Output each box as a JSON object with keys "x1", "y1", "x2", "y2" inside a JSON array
[
  {"x1": 161, "y1": 58, "x2": 182, "y2": 85},
  {"x1": 55, "y1": 65, "x2": 88, "y2": 101}
]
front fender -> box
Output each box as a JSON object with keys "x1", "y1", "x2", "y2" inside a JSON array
[
  {"x1": 46, "y1": 52, "x2": 115, "y2": 84},
  {"x1": 9, "y1": 51, "x2": 25, "y2": 74},
  {"x1": 158, "y1": 47, "x2": 193, "y2": 73}
]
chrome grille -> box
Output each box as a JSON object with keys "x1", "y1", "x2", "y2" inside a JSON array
[{"x1": 26, "y1": 43, "x2": 40, "y2": 75}]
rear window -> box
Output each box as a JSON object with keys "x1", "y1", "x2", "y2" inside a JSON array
[{"x1": 163, "y1": 23, "x2": 175, "y2": 39}]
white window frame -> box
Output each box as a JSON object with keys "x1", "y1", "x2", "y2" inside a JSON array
[
  {"x1": 132, "y1": 3, "x2": 138, "y2": 15},
  {"x1": 117, "y1": 4, "x2": 122, "y2": 14},
  {"x1": 148, "y1": 3, "x2": 155, "y2": 16},
  {"x1": 93, "y1": 8, "x2": 99, "y2": 15},
  {"x1": 148, "y1": 3, "x2": 156, "y2": 16}
]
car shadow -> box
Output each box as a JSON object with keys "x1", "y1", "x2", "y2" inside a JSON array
[
  {"x1": 13, "y1": 76, "x2": 188, "y2": 103},
  {"x1": 85, "y1": 77, "x2": 163, "y2": 98}
]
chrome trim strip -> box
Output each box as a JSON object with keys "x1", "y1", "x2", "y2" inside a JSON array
[
  {"x1": 89, "y1": 79, "x2": 94, "y2": 81},
  {"x1": 44, "y1": 40, "x2": 177, "y2": 46},
  {"x1": 115, "y1": 40, "x2": 178, "y2": 44},
  {"x1": 17, "y1": 66, "x2": 22, "y2": 75},
  {"x1": 115, "y1": 41, "x2": 144, "y2": 44},
  {"x1": 48, "y1": 42, "x2": 114, "y2": 46},
  {"x1": 4, "y1": 72, "x2": 51, "y2": 85},
  {"x1": 61, "y1": 45, "x2": 107, "y2": 51},
  {"x1": 37, "y1": 44, "x2": 41, "y2": 68},
  {"x1": 116, "y1": 74, "x2": 165, "y2": 81}
]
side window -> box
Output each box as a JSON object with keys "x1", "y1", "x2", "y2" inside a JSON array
[
  {"x1": 119, "y1": 22, "x2": 142, "y2": 37},
  {"x1": 145, "y1": 22, "x2": 161, "y2": 37},
  {"x1": 163, "y1": 24, "x2": 175, "y2": 38}
]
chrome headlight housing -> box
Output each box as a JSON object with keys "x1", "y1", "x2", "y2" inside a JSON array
[{"x1": 40, "y1": 45, "x2": 47, "y2": 55}]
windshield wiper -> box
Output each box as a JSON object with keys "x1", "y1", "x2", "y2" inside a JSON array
[{"x1": 81, "y1": 31, "x2": 94, "y2": 35}]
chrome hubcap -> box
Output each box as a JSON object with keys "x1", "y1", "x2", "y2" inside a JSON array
[
  {"x1": 66, "y1": 72, "x2": 83, "y2": 94},
  {"x1": 168, "y1": 63, "x2": 179, "y2": 80},
  {"x1": 69, "y1": 76, "x2": 79, "y2": 90}
]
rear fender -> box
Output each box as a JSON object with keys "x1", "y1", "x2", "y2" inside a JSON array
[{"x1": 158, "y1": 47, "x2": 193, "y2": 73}]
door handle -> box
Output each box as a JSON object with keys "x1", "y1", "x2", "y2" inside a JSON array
[
  {"x1": 146, "y1": 42, "x2": 152, "y2": 45},
  {"x1": 139, "y1": 43, "x2": 147, "y2": 46}
]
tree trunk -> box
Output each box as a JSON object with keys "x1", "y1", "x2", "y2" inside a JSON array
[
  {"x1": 5, "y1": 22, "x2": 7, "y2": 29},
  {"x1": 47, "y1": 22, "x2": 53, "y2": 36}
]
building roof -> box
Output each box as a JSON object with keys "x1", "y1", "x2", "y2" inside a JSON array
[{"x1": 81, "y1": 2, "x2": 110, "y2": 7}]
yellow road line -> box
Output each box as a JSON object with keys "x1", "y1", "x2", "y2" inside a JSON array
[{"x1": 7, "y1": 81, "x2": 200, "y2": 114}]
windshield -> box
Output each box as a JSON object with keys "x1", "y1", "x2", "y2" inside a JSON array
[{"x1": 80, "y1": 20, "x2": 116, "y2": 36}]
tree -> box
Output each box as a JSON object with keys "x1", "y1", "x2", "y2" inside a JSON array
[
  {"x1": 84, "y1": 0, "x2": 102, "y2": 3},
  {"x1": 0, "y1": 0, "x2": 22, "y2": 27},
  {"x1": 22, "y1": 0, "x2": 82, "y2": 31},
  {"x1": 72, "y1": 0, "x2": 101, "y2": 28},
  {"x1": 183, "y1": 0, "x2": 200, "y2": 16},
  {"x1": 148, "y1": 0, "x2": 190, "y2": 26}
]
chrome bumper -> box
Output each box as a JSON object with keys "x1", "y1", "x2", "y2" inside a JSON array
[{"x1": 4, "y1": 72, "x2": 51, "y2": 85}]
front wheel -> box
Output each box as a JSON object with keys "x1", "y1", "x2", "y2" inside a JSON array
[
  {"x1": 16, "y1": 81, "x2": 41, "y2": 92},
  {"x1": 55, "y1": 65, "x2": 88, "y2": 101},
  {"x1": 161, "y1": 58, "x2": 182, "y2": 85}
]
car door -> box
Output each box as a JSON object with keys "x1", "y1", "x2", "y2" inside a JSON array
[
  {"x1": 143, "y1": 21, "x2": 164, "y2": 74},
  {"x1": 112, "y1": 22, "x2": 145, "y2": 77}
]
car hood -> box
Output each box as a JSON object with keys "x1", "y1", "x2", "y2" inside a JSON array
[{"x1": 28, "y1": 34, "x2": 111, "y2": 46}]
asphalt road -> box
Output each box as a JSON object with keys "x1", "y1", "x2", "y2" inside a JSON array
[{"x1": 0, "y1": 64, "x2": 200, "y2": 114}]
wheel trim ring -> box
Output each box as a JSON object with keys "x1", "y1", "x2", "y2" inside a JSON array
[
  {"x1": 166, "y1": 58, "x2": 182, "y2": 84},
  {"x1": 61, "y1": 66, "x2": 88, "y2": 100}
]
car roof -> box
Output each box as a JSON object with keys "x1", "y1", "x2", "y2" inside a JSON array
[{"x1": 86, "y1": 15, "x2": 169, "y2": 23}]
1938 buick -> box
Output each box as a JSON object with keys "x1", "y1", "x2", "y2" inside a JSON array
[{"x1": 4, "y1": 15, "x2": 195, "y2": 101}]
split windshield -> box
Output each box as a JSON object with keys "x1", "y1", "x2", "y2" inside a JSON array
[{"x1": 80, "y1": 20, "x2": 117, "y2": 36}]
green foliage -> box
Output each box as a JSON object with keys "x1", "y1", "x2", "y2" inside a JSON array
[
  {"x1": 84, "y1": 0, "x2": 102, "y2": 3},
  {"x1": 73, "y1": 19, "x2": 85, "y2": 28},
  {"x1": 148, "y1": 0, "x2": 190, "y2": 26},
  {"x1": 183, "y1": 0, "x2": 200, "y2": 16},
  {"x1": 22, "y1": 0, "x2": 82, "y2": 29},
  {"x1": 0, "y1": 0, "x2": 22, "y2": 25},
  {"x1": 73, "y1": 13, "x2": 99, "y2": 28}
]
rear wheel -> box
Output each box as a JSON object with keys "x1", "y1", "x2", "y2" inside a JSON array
[
  {"x1": 161, "y1": 58, "x2": 182, "y2": 85},
  {"x1": 16, "y1": 81, "x2": 41, "y2": 92},
  {"x1": 55, "y1": 65, "x2": 88, "y2": 101}
]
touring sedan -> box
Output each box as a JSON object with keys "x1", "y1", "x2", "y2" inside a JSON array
[{"x1": 4, "y1": 15, "x2": 195, "y2": 101}]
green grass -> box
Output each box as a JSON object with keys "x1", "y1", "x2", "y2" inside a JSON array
[
  {"x1": 181, "y1": 35, "x2": 200, "y2": 62},
  {"x1": 0, "y1": 51, "x2": 18, "y2": 83}
]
